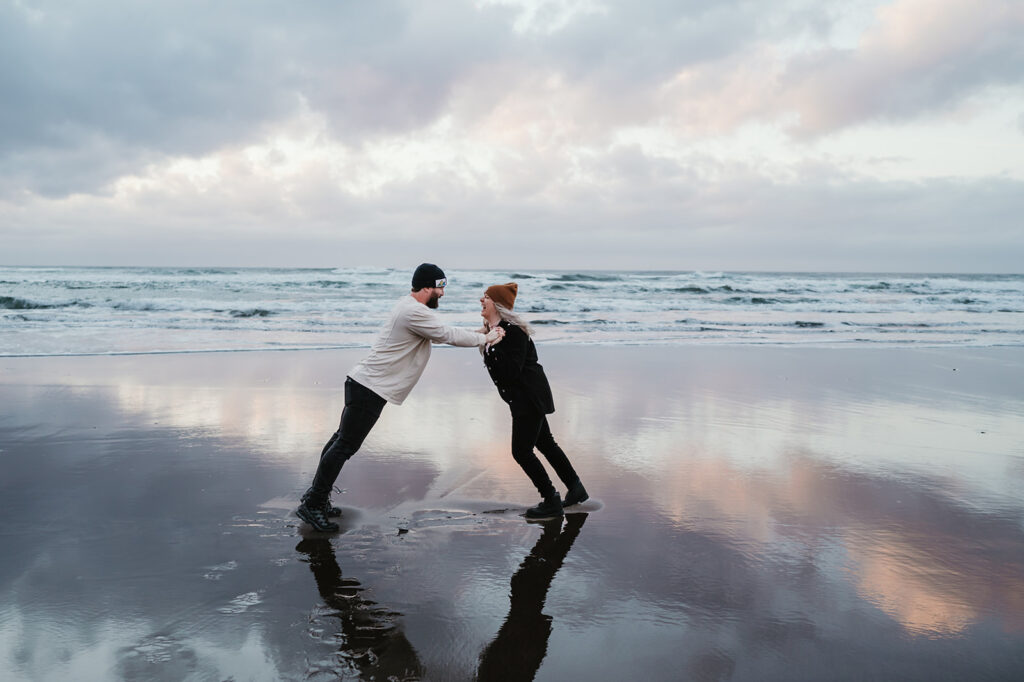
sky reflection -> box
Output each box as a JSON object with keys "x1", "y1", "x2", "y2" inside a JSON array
[{"x1": 1, "y1": 347, "x2": 1023, "y2": 679}]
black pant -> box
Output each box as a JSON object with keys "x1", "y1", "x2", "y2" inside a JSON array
[
  {"x1": 510, "y1": 410, "x2": 579, "y2": 499},
  {"x1": 307, "y1": 377, "x2": 386, "y2": 504}
]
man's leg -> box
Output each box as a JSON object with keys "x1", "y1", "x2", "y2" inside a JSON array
[
  {"x1": 319, "y1": 431, "x2": 339, "y2": 460},
  {"x1": 298, "y1": 379, "x2": 385, "y2": 531},
  {"x1": 300, "y1": 430, "x2": 343, "y2": 515}
]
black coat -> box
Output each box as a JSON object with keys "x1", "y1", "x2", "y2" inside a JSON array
[{"x1": 483, "y1": 320, "x2": 555, "y2": 416}]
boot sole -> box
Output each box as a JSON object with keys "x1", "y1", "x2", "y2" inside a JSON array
[{"x1": 563, "y1": 494, "x2": 589, "y2": 507}]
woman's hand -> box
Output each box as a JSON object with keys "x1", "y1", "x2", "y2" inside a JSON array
[{"x1": 485, "y1": 326, "x2": 505, "y2": 345}]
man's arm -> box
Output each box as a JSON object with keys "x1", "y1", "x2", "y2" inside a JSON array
[{"x1": 406, "y1": 305, "x2": 495, "y2": 347}]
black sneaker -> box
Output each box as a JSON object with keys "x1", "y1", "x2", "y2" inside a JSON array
[
  {"x1": 563, "y1": 479, "x2": 589, "y2": 507},
  {"x1": 301, "y1": 489, "x2": 342, "y2": 517},
  {"x1": 297, "y1": 502, "x2": 340, "y2": 532},
  {"x1": 526, "y1": 493, "x2": 565, "y2": 519}
]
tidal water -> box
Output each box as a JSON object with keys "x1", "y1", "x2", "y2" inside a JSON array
[{"x1": 2, "y1": 266, "x2": 1022, "y2": 355}]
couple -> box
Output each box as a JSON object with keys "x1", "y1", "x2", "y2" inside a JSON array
[{"x1": 296, "y1": 263, "x2": 589, "y2": 532}]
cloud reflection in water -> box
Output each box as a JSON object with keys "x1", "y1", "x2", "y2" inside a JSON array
[{"x1": 1, "y1": 347, "x2": 1023, "y2": 679}]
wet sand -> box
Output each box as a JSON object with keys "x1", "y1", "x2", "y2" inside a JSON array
[{"x1": 2, "y1": 346, "x2": 1024, "y2": 681}]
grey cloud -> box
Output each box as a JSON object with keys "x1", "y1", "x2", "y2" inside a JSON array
[
  {"x1": 6, "y1": 150, "x2": 1021, "y2": 272},
  {"x1": 530, "y1": 2, "x2": 1024, "y2": 137},
  {"x1": 1, "y1": 1, "x2": 294, "y2": 193},
  {"x1": 0, "y1": 0, "x2": 838, "y2": 198},
  {"x1": 0, "y1": 1, "x2": 517, "y2": 195},
  {"x1": 563, "y1": 157, "x2": 1024, "y2": 271},
  {"x1": 780, "y1": 6, "x2": 1024, "y2": 135},
  {"x1": 392, "y1": 161, "x2": 1024, "y2": 272},
  {"x1": 297, "y1": 2, "x2": 517, "y2": 140},
  {"x1": 541, "y1": 1, "x2": 759, "y2": 80},
  {"x1": 0, "y1": 135, "x2": 166, "y2": 200}
]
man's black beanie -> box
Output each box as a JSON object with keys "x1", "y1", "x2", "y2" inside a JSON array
[{"x1": 412, "y1": 263, "x2": 446, "y2": 289}]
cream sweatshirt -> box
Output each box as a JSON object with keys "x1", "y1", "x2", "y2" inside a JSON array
[{"x1": 348, "y1": 295, "x2": 487, "y2": 405}]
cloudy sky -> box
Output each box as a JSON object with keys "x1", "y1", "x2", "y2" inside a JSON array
[{"x1": 2, "y1": 0, "x2": 1022, "y2": 271}]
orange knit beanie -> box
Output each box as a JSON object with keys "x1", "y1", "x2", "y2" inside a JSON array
[{"x1": 485, "y1": 282, "x2": 518, "y2": 310}]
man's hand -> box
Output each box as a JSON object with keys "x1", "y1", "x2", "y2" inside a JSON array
[{"x1": 485, "y1": 327, "x2": 505, "y2": 345}]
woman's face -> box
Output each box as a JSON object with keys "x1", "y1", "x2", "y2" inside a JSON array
[{"x1": 480, "y1": 294, "x2": 497, "y2": 319}]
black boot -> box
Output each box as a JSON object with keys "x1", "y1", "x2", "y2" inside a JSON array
[
  {"x1": 563, "y1": 479, "x2": 589, "y2": 507},
  {"x1": 297, "y1": 498, "x2": 340, "y2": 532},
  {"x1": 301, "y1": 487, "x2": 342, "y2": 517},
  {"x1": 526, "y1": 492, "x2": 565, "y2": 519}
]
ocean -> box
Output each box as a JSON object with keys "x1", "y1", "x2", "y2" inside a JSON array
[{"x1": 1, "y1": 266, "x2": 1022, "y2": 356}]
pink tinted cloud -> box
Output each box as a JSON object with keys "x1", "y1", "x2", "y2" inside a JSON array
[{"x1": 780, "y1": 0, "x2": 1024, "y2": 135}]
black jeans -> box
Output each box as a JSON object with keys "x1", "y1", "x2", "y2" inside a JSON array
[
  {"x1": 510, "y1": 410, "x2": 579, "y2": 499},
  {"x1": 307, "y1": 377, "x2": 386, "y2": 504}
]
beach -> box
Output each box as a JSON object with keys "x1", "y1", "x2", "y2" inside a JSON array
[{"x1": 2, "y1": 345, "x2": 1024, "y2": 681}]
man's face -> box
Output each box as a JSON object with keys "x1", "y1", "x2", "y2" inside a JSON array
[{"x1": 426, "y1": 287, "x2": 444, "y2": 309}]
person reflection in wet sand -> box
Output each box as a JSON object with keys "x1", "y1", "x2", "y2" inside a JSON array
[
  {"x1": 296, "y1": 538, "x2": 424, "y2": 681},
  {"x1": 476, "y1": 513, "x2": 588, "y2": 682}
]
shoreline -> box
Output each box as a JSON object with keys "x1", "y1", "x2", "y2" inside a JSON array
[{"x1": 3, "y1": 337, "x2": 1024, "y2": 360}]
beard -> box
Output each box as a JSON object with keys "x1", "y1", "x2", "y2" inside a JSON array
[{"x1": 426, "y1": 291, "x2": 441, "y2": 309}]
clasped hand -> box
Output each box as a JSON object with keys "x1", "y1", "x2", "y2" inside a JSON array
[{"x1": 484, "y1": 326, "x2": 506, "y2": 345}]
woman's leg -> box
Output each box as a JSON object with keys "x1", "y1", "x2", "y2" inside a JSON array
[
  {"x1": 510, "y1": 410, "x2": 557, "y2": 499},
  {"x1": 533, "y1": 416, "x2": 579, "y2": 487}
]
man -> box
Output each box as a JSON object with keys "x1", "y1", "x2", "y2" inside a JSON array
[{"x1": 297, "y1": 263, "x2": 505, "y2": 532}]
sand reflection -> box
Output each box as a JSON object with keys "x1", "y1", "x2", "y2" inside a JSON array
[
  {"x1": 597, "y1": 445, "x2": 1024, "y2": 638},
  {"x1": 297, "y1": 538, "x2": 424, "y2": 680},
  {"x1": 296, "y1": 514, "x2": 588, "y2": 681},
  {"x1": 476, "y1": 514, "x2": 587, "y2": 681}
]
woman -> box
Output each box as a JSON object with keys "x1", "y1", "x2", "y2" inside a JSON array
[{"x1": 480, "y1": 282, "x2": 588, "y2": 518}]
